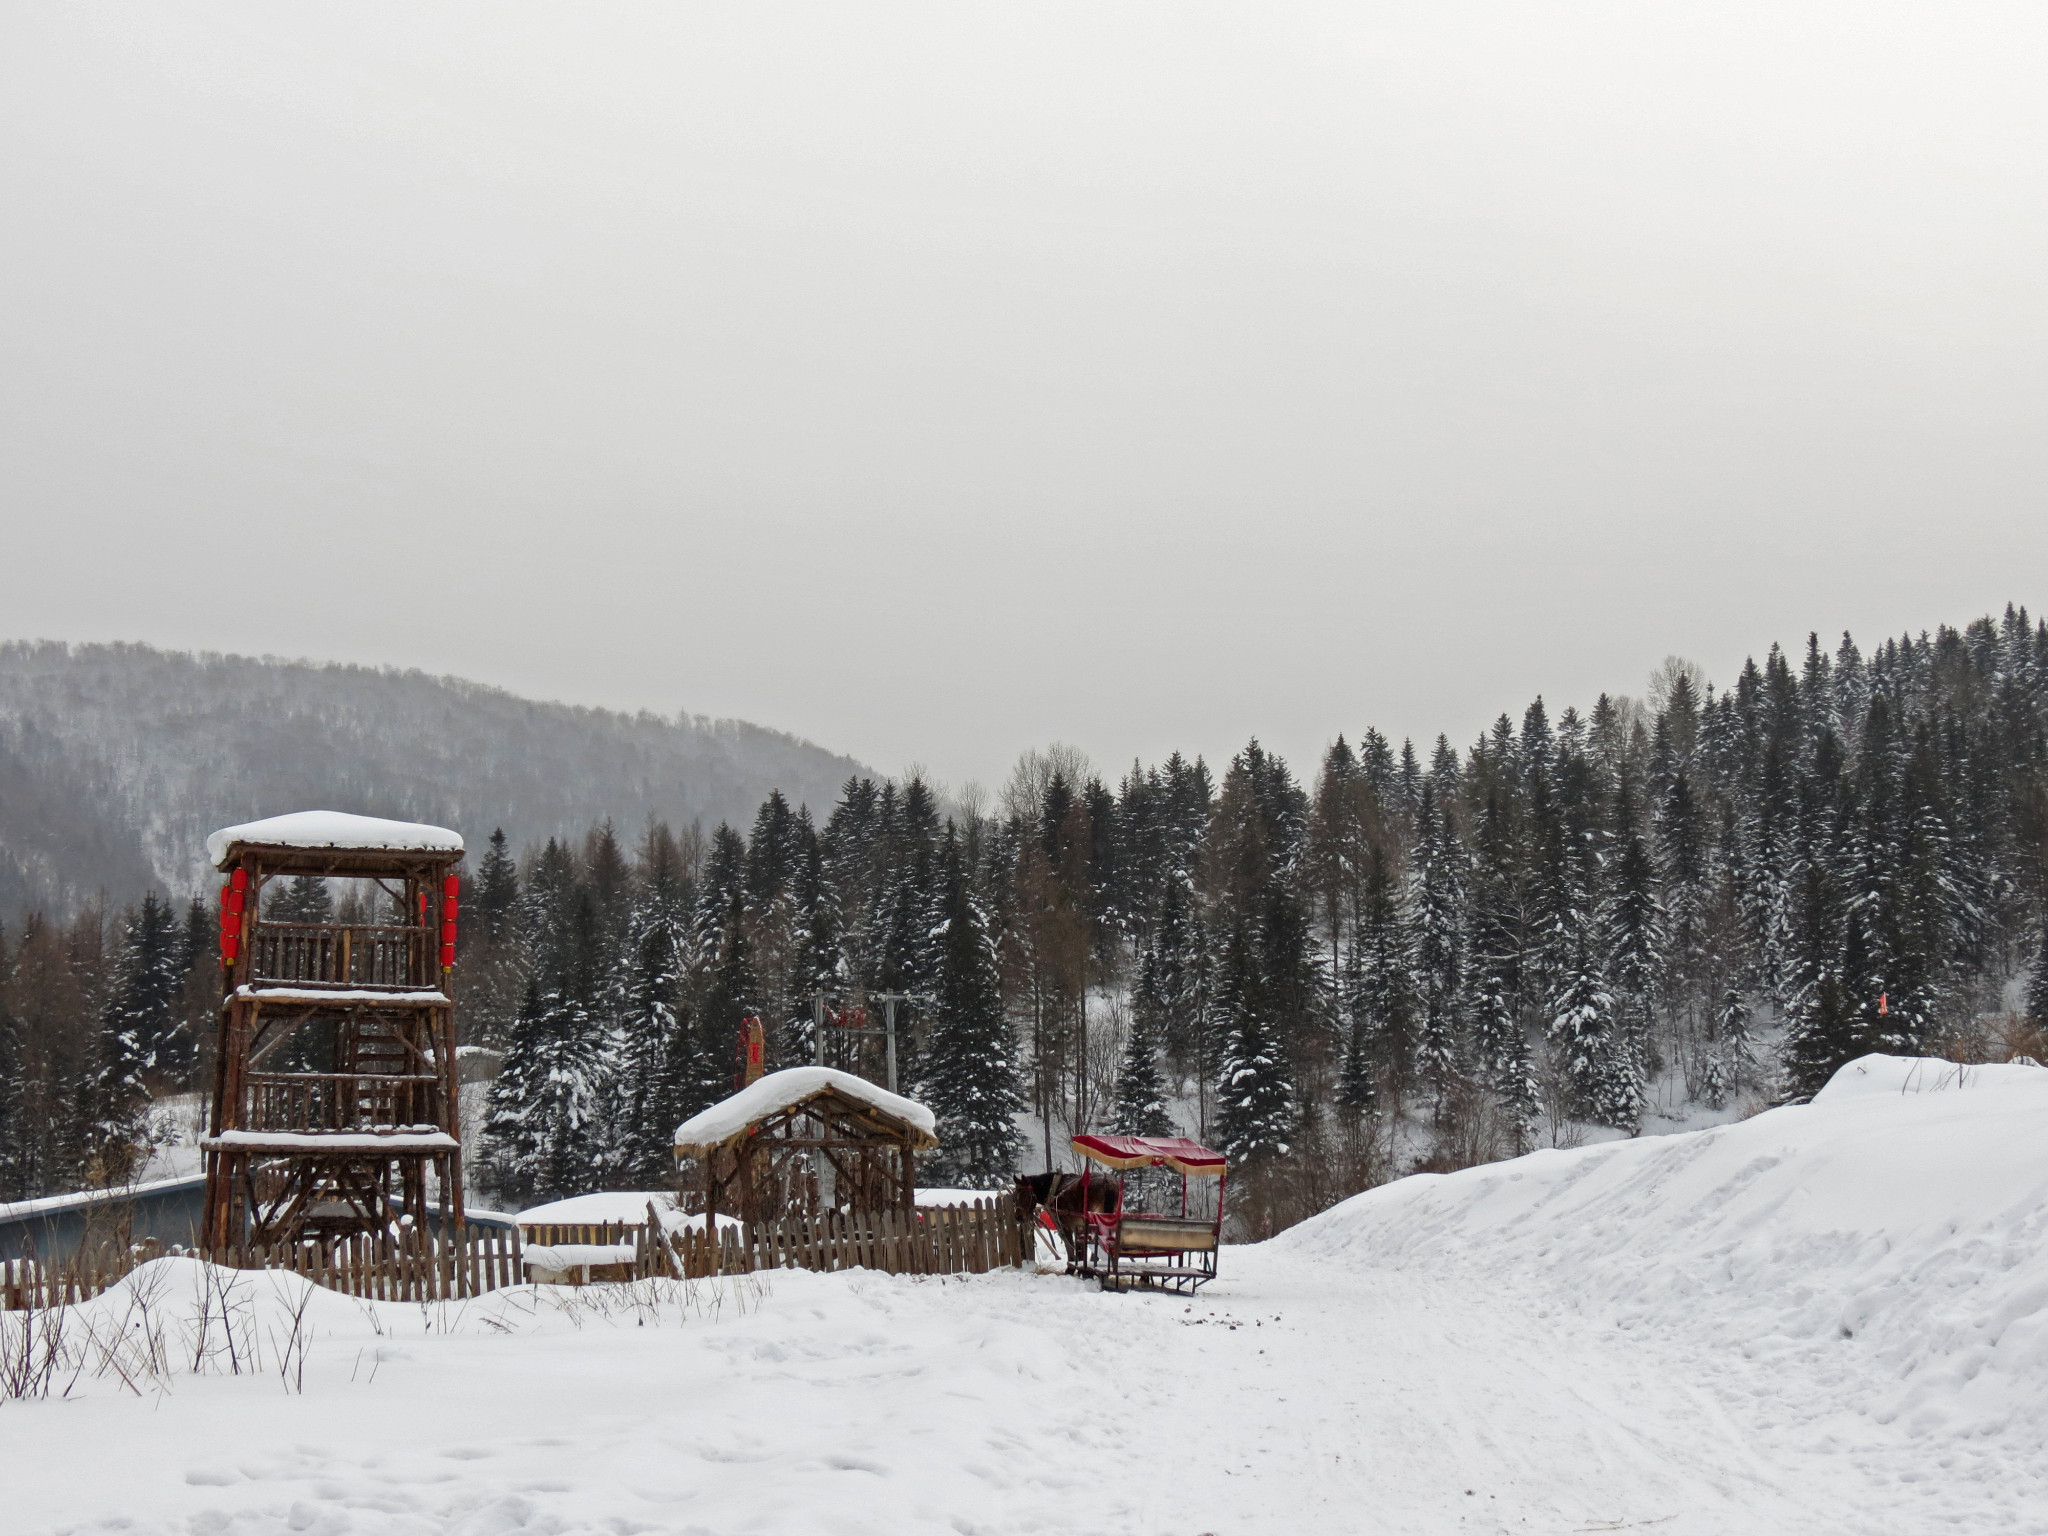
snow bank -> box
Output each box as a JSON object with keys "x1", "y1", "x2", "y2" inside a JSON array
[
  {"x1": 1810, "y1": 1050, "x2": 2045, "y2": 1103},
  {"x1": 516, "y1": 1191, "x2": 675, "y2": 1226},
  {"x1": 206, "y1": 810, "x2": 463, "y2": 868},
  {"x1": 523, "y1": 1243, "x2": 636, "y2": 1275},
  {"x1": 1282, "y1": 1052, "x2": 2048, "y2": 1461},
  {"x1": 673, "y1": 1066, "x2": 936, "y2": 1152}
]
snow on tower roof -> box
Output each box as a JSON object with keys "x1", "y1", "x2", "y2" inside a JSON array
[
  {"x1": 673, "y1": 1066, "x2": 937, "y2": 1155},
  {"x1": 206, "y1": 810, "x2": 465, "y2": 868}
]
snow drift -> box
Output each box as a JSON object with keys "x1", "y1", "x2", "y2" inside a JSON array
[{"x1": 1284, "y1": 1053, "x2": 2048, "y2": 1490}]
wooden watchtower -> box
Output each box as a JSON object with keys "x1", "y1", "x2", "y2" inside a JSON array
[{"x1": 201, "y1": 811, "x2": 466, "y2": 1250}]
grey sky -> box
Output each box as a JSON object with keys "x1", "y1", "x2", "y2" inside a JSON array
[{"x1": 5, "y1": 3, "x2": 2045, "y2": 794}]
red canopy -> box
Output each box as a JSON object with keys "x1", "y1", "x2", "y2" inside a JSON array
[{"x1": 1071, "y1": 1134, "x2": 1227, "y2": 1177}]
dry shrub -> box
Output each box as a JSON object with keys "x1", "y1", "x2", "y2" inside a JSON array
[
  {"x1": 1928, "y1": 1012, "x2": 2048, "y2": 1066},
  {"x1": 1224, "y1": 1109, "x2": 1393, "y2": 1241}
]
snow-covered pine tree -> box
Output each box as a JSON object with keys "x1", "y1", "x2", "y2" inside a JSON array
[
  {"x1": 1215, "y1": 922, "x2": 1295, "y2": 1167},
  {"x1": 265, "y1": 874, "x2": 334, "y2": 925},
  {"x1": 0, "y1": 963, "x2": 26, "y2": 1200},
  {"x1": 1779, "y1": 856, "x2": 1854, "y2": 1097},
  {"x1": 1603, "y1": 796, "x2": 1665, "y2": 1081},
  {"x1": 81, "y1": 898, "x2": 174, "y2": 1183},
  {"x1": 610, "y1": 850, "x2": 701, "y2": 1185},
  {"x1": 482, "y1": 840, "x2": 607, "y2": 1201},
  {"x1": 1348, "y1": 845, "x2": 1411, "y2": 1107},
  {"x1": 104, "y1": 890, "x2": 184, "y2": 1084},
  {"x1": 1408, "y1": 784, "x2": 1466, "y2": 1108},
  {"x1": 1152, "y1": 875, "x2": 1211, "y2": 1093},
  {"x1": 1466, "y1": 791, "x2": 1536, "y2": 1136},
  {"x1": 1545, "y1": 807, "x2": 1644, "y2": 1132},
  {"x1": 921, "y1": 833, "x2": 1023, "y2": 1187},
  {"x1": 1110, "y1": 950, "x2": 1177, "y2": 1136},
  {"x1": 475, "y1": 828, "x2": 520, "y2": 941},
  {"x1": 2027, "y1": 921, "x2": 2048, "y2": 1028}
]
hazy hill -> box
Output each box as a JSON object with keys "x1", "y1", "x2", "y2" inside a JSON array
[{"x1": 0, "y1": 641, "x2": 870, "y2": 913}]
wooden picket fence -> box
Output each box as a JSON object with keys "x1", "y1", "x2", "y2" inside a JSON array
[
  {"x1": 3, "y1": 1195, "x2": 1028, "y2": 1311},
  {"x1": 1, "y1": 1226, "x2": 527, "y2": 1310},
  {"x1": 212, "y1": 1225, "x2": 527, "y2": 1301},
  {"x1": 663, "y1": 1195, "x2": 1028, "y2": 1279},
  {"x1": 1, "y1": 1243, "x2": 162, "y2": 1312}
]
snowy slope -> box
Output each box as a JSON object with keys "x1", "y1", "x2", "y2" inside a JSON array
[
  {"x1": 10, "y1": 1054, "x2": 2046, "y2": 1535},
  {"x1": 1281, "y1": 1052, "x2": 2048, "y2": 1530}
]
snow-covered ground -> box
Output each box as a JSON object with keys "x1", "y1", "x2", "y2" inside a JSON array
[{"x1": 11, "y1": 1054, "x2": 2046, "y2": 1534}]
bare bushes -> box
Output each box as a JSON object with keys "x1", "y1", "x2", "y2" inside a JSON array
[
  {"x1": 1932, "y1": 1011, "x2": 2048, "y2": 1067},
  {"x1": 1226, "y1": 1109, "x2": 1394, "y2": 1241}
]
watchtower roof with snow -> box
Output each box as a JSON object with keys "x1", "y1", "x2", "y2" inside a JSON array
[{"x1": 207, "y1": 810, "x2": 464, "y2": 876}]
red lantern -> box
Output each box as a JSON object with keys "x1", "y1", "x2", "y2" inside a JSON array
[
  {"x1": 231, "y1": 868, "x2": 247, "y2": 892},
  {"x1": 440, "y1": 942, "x2": 456, "y2": 969},
  {"x1": 443, "y1": 875, "x2": 460, "y2": 900}
]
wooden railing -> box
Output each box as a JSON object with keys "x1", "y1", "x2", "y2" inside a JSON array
[
  {"x1": 2, "y1": 1199, "x2": 1030, "y2": 1316},
  {"x1": 661, "y1": 1198, "x2": 1029, "y2": 1279},
  {"x1": 249, "y1": 923, "x2": 427, "y2": 988},
  {"x1": 242, "y1": 1072, "x2": 443, "y2": 1133}
]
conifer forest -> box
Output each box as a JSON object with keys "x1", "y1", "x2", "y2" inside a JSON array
[{"x1": 5, "y1": 610, "x2": 2047, "y2": 1229}]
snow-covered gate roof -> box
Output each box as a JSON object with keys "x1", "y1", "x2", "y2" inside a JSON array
[{"x1": 673, "y1": 1066, "x2": 937, "y2": 1156}]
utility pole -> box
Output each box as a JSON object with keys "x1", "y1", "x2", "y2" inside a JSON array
[
  {"x1": 868, "y1": 992, "x2": 931, "y2": 1094},
  {"x1": 811, "y1": 991, "x2": 929, "y2": 1095}
]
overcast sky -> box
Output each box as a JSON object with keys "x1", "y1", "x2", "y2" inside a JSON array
[{"x1": 5, "y1": 3, "x2": 2045, "y2": 794}]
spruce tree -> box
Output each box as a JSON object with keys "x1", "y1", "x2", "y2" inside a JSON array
[
  {"x1": 1110, "y1": 951, "x2": 1177, "y2": 1136},
  {"x1": 1466, "y1": 792, "x2": 1536, "y2": 1134},
  {"x1": 1350, "y1": 846, "x2": 1412, "y2": 1105},
  {"x1": 104, "y1": 891, "x2": 185, "y2": 1090},
  {"x1": 1408, "y1": 785, "x2": 1465, "y2": 1107},
  {"x1": 1603, "y1": 805, "x2": 1665, "y2": 1081},
  {"x1": 1215, "y1": 923, "x2": 1295, "y2": 1166},
  {"x1": 612, "y1": 856, "x2": 699, "y2": 1185},
  {"x1": 2027, "y1": 921, "x2": 2048, "y2": 1028},
  {"x1": 921, "y1": 834, "x2": 1023, "y2": 1187},
  {"x1": 475, "y1": 829, "x2": 520, "y2": 942}
]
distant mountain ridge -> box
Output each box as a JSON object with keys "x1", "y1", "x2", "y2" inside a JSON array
[{"x1": 0, "y1": 641, "x2": 871, "y2": 913}]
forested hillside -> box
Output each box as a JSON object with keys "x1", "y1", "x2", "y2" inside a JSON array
[
  {"x1": 5, "y1": 611, "x2": 2047, "y2": 1218},
  {"x1": 473, "y1": 608, "x2": 2048, "y2": 1224},
  {"x1": 0, "y1": 641, "x2": 867, "y2": 915}
]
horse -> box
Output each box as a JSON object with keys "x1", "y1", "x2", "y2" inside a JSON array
[{"x1": 1013, "y1": 1170, "x2": 1117, "y2": 1270}]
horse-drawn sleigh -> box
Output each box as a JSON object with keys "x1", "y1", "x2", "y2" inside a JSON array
[{"x1": 1017, "y1": 1134, "x2": 1227, "y2": 1293}]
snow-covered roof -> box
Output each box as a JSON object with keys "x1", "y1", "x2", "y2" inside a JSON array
[
  {"x1": 673, "y1": 1067, "x2": 937, "y2": 1154},
  {"x1": 235, "y1": 986, "x2": 452, "y2": 1007},
  {"x1": 206, "y1": 810, "x2": 464, "y2": 868},
  {"x1": 517, "y1": 1191, "x2": 676, "y2": 1227},
  {"x1": 200, "y1": 1129, "x2": 459, "y2": 1151}
]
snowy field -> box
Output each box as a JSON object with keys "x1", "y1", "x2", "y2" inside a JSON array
[{"x1": 10, "y1": 1053, "x2": 2047, "y2": 1535}]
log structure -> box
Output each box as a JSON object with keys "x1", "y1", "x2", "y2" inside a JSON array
[
  {"x1": 673, "y1": 1067, "x2": 939, "y2": 1227},
  {"x1": 200, "y1": 812, "x2": 466, "y2": 1250}
]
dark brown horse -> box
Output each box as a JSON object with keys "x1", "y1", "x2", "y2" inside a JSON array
[{"x1": 1013, "y1": 1170, "x2": 1117, "y2": 1269}]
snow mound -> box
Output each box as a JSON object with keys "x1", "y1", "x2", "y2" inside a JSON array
[
  {"x1": 1282, "y1": 1052, "x2": 2048, "y2": 1467},
  {"x1": 1810, "y1": 1050, "x2": 2044, "y2": 1102},
  {"x1": 206, "y1": 810, "x2": 463, "y2": 867},
  {"x1": 516, "y1": 1190, "x2": 674, "y2": 1226}
]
